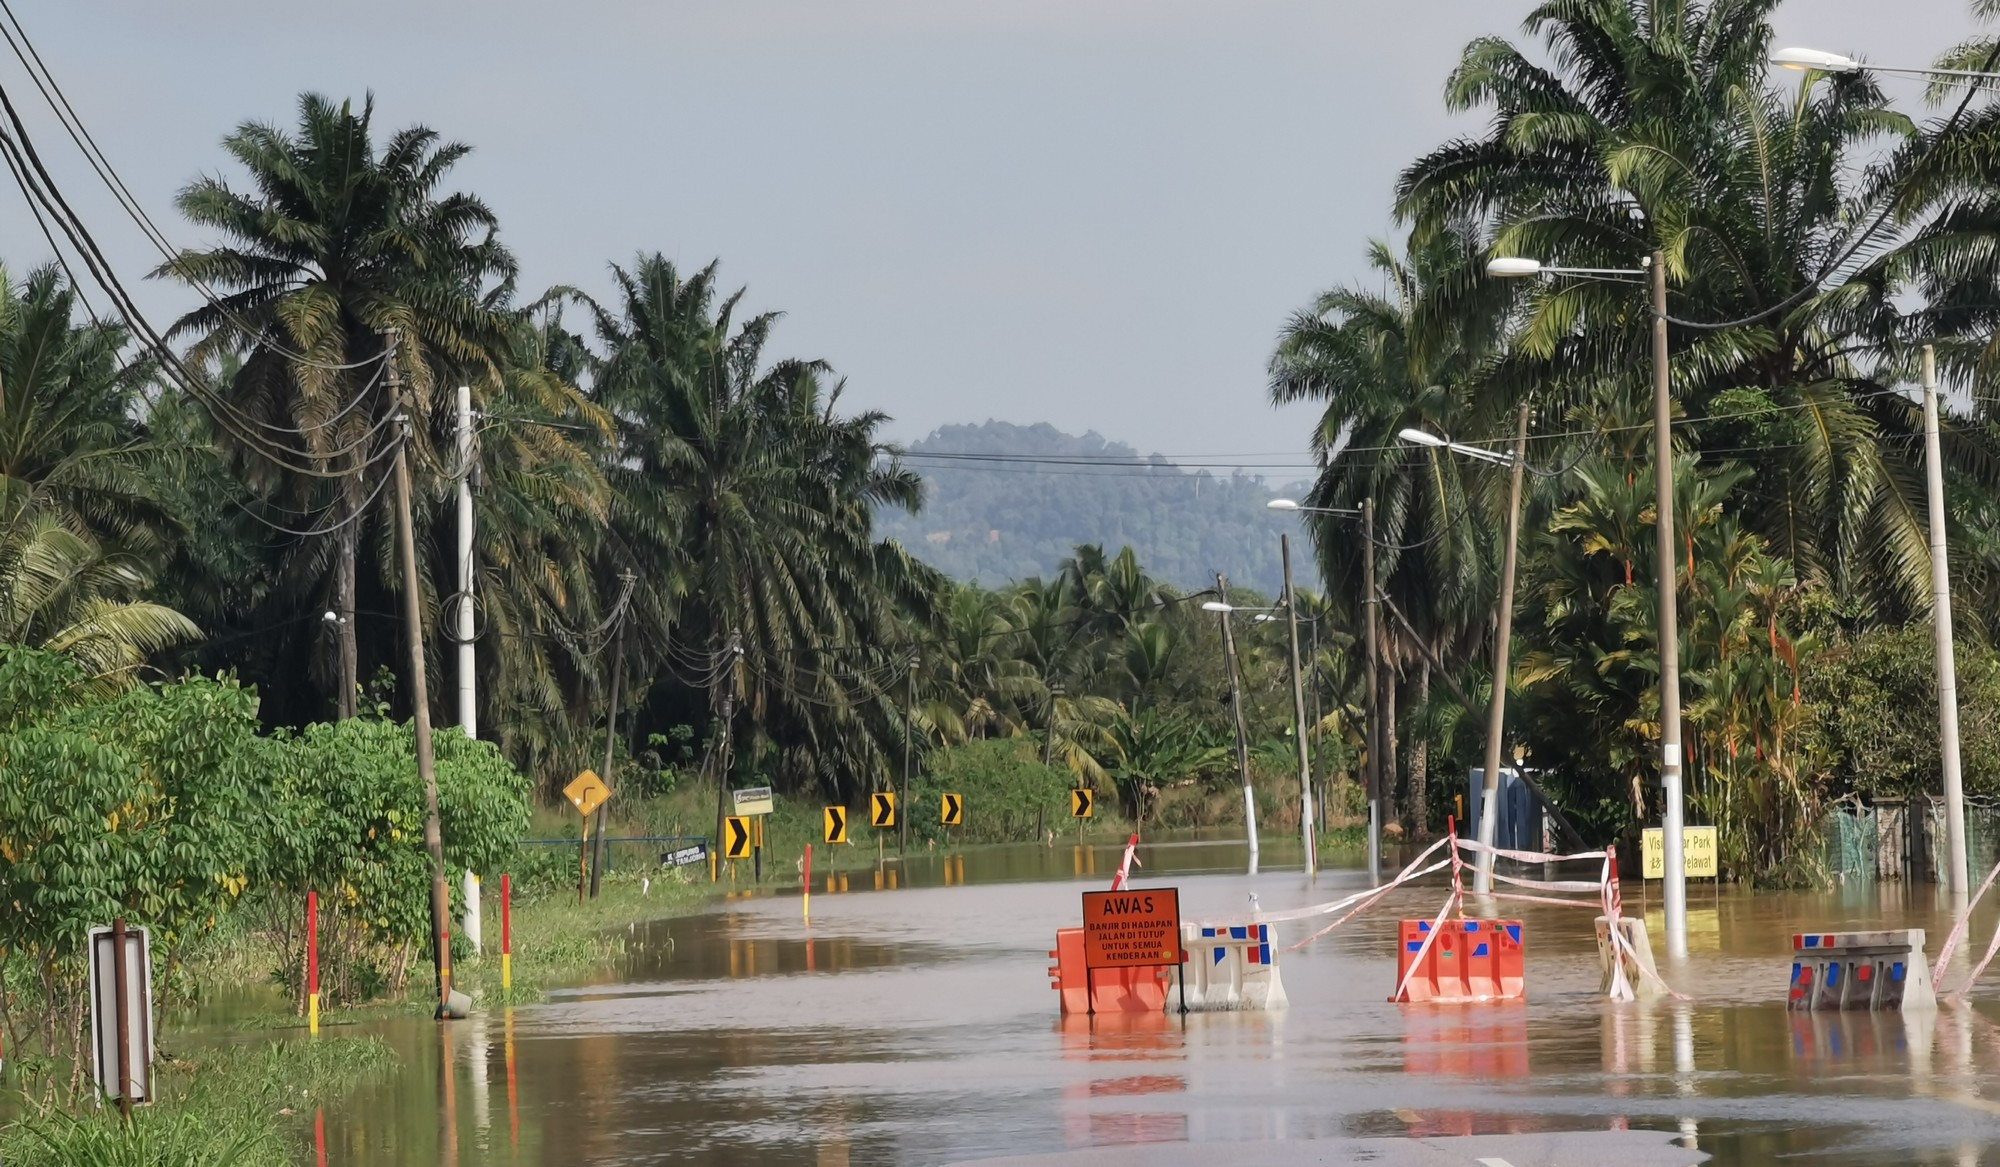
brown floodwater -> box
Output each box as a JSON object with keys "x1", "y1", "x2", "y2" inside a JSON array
[{"x1": 258, "y1": 840, "x2": 2000, "y2": 1165}]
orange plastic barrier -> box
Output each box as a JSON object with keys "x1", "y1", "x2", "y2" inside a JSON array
[
  {"x1": 1049, "y1": 927, "x2": 1171, "y2": 1015},
  {"x1": 1394, "y1": 918, "x2": 1525, "y2": 1003}
]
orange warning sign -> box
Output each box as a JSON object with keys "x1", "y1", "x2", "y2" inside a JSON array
[{"x1": 1081, "y1": 888, "x2": 1181, "y2": 970}]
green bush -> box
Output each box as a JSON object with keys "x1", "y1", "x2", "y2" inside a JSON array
[{"x1": 908, "y1": 738, "x2": 1089, "y2": 843}]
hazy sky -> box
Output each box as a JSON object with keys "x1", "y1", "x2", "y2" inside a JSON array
[{"x1": 1, "y1": 1, "x2": 1985, "y2": 467}]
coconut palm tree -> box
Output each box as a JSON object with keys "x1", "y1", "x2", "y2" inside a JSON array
[{"x1": 158, "y1": 92, "x2": 517, "y2": 720}]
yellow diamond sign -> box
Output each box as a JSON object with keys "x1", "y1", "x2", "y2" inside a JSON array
[{"x1": 564, "y1": 769, "x2": 612, "y2": 818}]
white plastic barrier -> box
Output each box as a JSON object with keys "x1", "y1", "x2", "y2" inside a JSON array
[
  {"x1": 1789, "y1": 929, "x2": 1935, "y2": 1012},
  {"x1": 1595, "y1": 915, "x2": 1664, "y2": 1001},
  {"x1": 1175, "y1": 922, "x2": 1287, "y2": 1012}
]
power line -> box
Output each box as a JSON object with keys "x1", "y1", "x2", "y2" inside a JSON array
[{"x1": 0, "y1": 1, "x2": 386, "y2": 374}]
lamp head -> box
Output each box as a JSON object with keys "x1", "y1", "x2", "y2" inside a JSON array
[
  {"x1": 1398, "y1": 428, "x2": 1449, "y2": 449},
  {"x1": 1485, "y1": 256, "x2": 1544, "y2": 278},
  {"x1": 1200, "y1": 601, "x2": 1231, "y2": 613},
  {"x1": 1770, "y1": 46, "x2": 1861, "y2": 74},
  {"x1": 1266, "y1": 498, "x2": 1300, "y2": 511}
]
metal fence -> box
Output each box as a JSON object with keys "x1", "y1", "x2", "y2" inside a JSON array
[{"x1": 1823, "y1": 796, "x2": 2000, "y2": 884}]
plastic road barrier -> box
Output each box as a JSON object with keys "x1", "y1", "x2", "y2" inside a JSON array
[
  {"x1": 1175, "y1": 922, "x2": 1287, "y2": 1012},
  {"x1": 1595, "y1": 915, "x2": 1665, "y2": 1001},
  {"x1": 1393, "y1": 918, "x2": 1525, "y2": 1003},
  {"x1": 1789, "y1": 930, "x2": 1936, "y2": 1012},
  {"x1": 1048, "y1": 927, "x2": 1171, "y2": 1014}
]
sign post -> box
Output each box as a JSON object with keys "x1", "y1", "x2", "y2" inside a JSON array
[
  {"x1": 564, "y1": 770, "x2": 613, "y2": 903},
  {"x1": 88, "y1": 921, "x2": 154, "y2": 1112},
  {"x1": 1080, "y1": 887, "x2": 1182, "y2": 1015},
  {"x1": 731, "y1": 787, "x2": 774, "y2": 883}
]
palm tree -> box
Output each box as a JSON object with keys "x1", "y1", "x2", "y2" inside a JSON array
[
  {"x1": 0, "y1": 264, "x2": 196, "y2": 683},
  {"x1": 1396, "y1": 0, "x2": 1930, "y2": 618},
  {"x1": 158, "y1": 92, "x2": 516, "y2": 721},
  {"x1": 1270, "y1": 229, "x2": 1508, "y2": 828},
  {"x1": 586, "y1": 254, "x2": 938, "y2": 821}
]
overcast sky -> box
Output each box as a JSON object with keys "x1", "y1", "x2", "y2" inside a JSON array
[{"x1": 1, "y1": 1, "x2": 1985, "y2": 466}]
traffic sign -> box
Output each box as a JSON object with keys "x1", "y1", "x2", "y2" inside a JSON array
[
  {"x1": 941, "y1": 792, "x2": 964, "y2": 826},
  {"x1": 724, "y1": 816, "x2": 753, "y2": 859},
  {"x1": 824, "y1": 806, "x2": 848, "y2": 844},
  {"x1": 1641, "y1": 825, "x2": 1719, "y2": 880},
  {"x1": 871, "y1": 791, "x2": 897, "y2": 828},
  {"x1": 661, "y1": 842, "x2": 708, "y2": 868},
  {"x1": 732, "y1": 786, "x2": 775, "y2": 816},
  {"x1": 563, "y1": 770, "x2": 612, "y2": 818},
  {"x1": 1081, "y1": 887, "x2": 1181, "y2": 970},
  {"x1": 1071, "y1": 788, "x2": 1093, "y2": 818}
]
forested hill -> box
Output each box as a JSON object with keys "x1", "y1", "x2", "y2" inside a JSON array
[{"x1": 878, "y1": 421, "x2": 1309, "y2": 594}]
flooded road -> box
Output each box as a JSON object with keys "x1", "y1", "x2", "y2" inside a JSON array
[{"x1": 311, "y1": 842, "x2": 2000, "y2": 1165}]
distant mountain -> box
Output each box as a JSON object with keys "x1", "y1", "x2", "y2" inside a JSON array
[{"x1": 877, "y1": 421, "x2": 1311, "y2": 595}]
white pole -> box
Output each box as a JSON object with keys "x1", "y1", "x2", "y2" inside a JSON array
[
  {"x1": 1652, "y1": 250, "x2": 1688, "y2": 962},
  {"x1": 456, "y1": 385, "x2": 476, "y2": 738},
  {"x1": 456, "y1": 386, "x2": 480, "y2": 951},
  {"x1": 1923, "y1": 346, "x2": 1969, "y2": 895}
]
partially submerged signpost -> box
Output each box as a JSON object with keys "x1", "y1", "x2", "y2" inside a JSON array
[{"x1": 1080, "y1": 887, "x2": 1183, "y2": 1014}]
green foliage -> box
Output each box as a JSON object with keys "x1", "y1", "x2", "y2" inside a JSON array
[
  {"x1": 1800, "y1": 625, "x2": 2000, "y2": 802},
  {"x1": 0, "y1": 648, "x2": 267, "y2": 1067},
  {"x1": 260, "y1": 718, "x2": 529, "y2": 1005},
  {"x1": 910, "y1": 738, "x2": 1082, "y2": 843}
]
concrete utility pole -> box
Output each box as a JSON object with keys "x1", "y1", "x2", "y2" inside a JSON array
[
  {"x1": 384, "y1": 333, "x2": 453, "y2": 1015},
  {"x1": 1474, "y1": 404, "x2": 1531, "y2": 893},
  {"x1": 902, "y1": 650, "x2": 917, "y2": 852},
  {"x1": 456, "y1": 385, "x2": 477, "y2": 737},
  {"x1": 1362, "y1": 498, "x2": 1382, "y2": 885},
  {"x1": 590, "y1": 575, "x2": 632, "y2": 899},
  {"x1": 1281, "y1": 535, "x2": 1316, "y2": 879},
  {"x1": 1922, "y1": 345, "x2": 1970, "y2": 895},
  {"x1": 455, "y1": 385, "x2": 481, "y2": 951},
  {"x1": 1217, "y1": 573, "x2": 1259, "y2": 875},
  {"x1": 1651, "y1": 250, "x2": 1689, "y2": 962}
]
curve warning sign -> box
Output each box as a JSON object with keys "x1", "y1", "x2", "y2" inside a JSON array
[{"x1": 1081, "y1": 888, "x2": 1181, "y2": 970}]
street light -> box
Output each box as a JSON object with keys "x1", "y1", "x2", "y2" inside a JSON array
[
  {"x1": 1771, "y1": 46, "x2": 2000, "y2": 80},
  {"x1": 1401, "y1": 411, "x2": 1532, "y2": 897},
  {"x1": 1489, "y1": 248, "x2": 1690, "y2": 962},
  {"x1": 1271, "y1": 496, "x2": 1384, "y2": 884},
  {"x1": 1771, "y1": 51, "x2": 1975, "y2": 903}
]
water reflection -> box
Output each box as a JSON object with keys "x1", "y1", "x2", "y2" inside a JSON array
[{"x1": 274, "y1": 838, "x2": 2000, "y2": 1165}]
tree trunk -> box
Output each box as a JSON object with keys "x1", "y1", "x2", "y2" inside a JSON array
[{"x1": 1411, "y1": 661, "x2": 1430, "y2": 837}]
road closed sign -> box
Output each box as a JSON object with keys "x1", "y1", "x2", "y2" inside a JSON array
[{"x1": 1081, "y1": 888, "x2": 1181, "y2": 970}]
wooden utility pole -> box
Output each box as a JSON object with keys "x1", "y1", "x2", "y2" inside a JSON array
[
  {"x1": 1217, "y1": 573, "x2": 1258, "y2": 875},
  {"x1": 1362, "y1": 498, "x2": 1382, "y2": 885},
  {"x1": 711, "y1": 630, "x2": 743, "y2": 872},
  {"x1": 384, "y1": 332, "x2": 452, "y2": 1015},
  {"x1": 590, "y1": 573, "x2": 633, "y2": 899},
  {"x1": 1281, "y1": 535, "x2": 1315, "y2": 878}
]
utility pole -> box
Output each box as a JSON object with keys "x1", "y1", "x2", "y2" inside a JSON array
[
  {"x1": 1652, "y1": 249, "x2": 1688, "y2": 962},
  {"x1": 590, "y1": 574, "x2": 633, "y2": 899},
  {"x1": 1362, "y1": 498, "x2": 1382, "y2": 885},
  {"x1": 1281, "y1": 535, "x2": 1316, "y2": 879},
  {"x1": 1217, "y1": 573, "x2": 1259, "y2": 875},
  {"x1": 456, "y1": 385, "x2": 476, "y2": 737},
  {"x1": 1043, "y1": 678, "x2": 1063, "y2": 770},
  {"x1": 901, "y1": 650, "x2": 917, "y2": 852},
  {"x1": 1474, "y1": 404, "x2": 1531, "y2": 894},
  {"x1": 384, "y1": 332, "x2": 453, "y2": 1016},
  {"x1": 1922, "y1": 345, "x2": 1970, "y2": 896},
  {"x1": 711, "y1": 630, "x2": 743, "y2": 870},
  {"x1": 455, "y1": 384, "x2": 480, "y2": 951}
]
